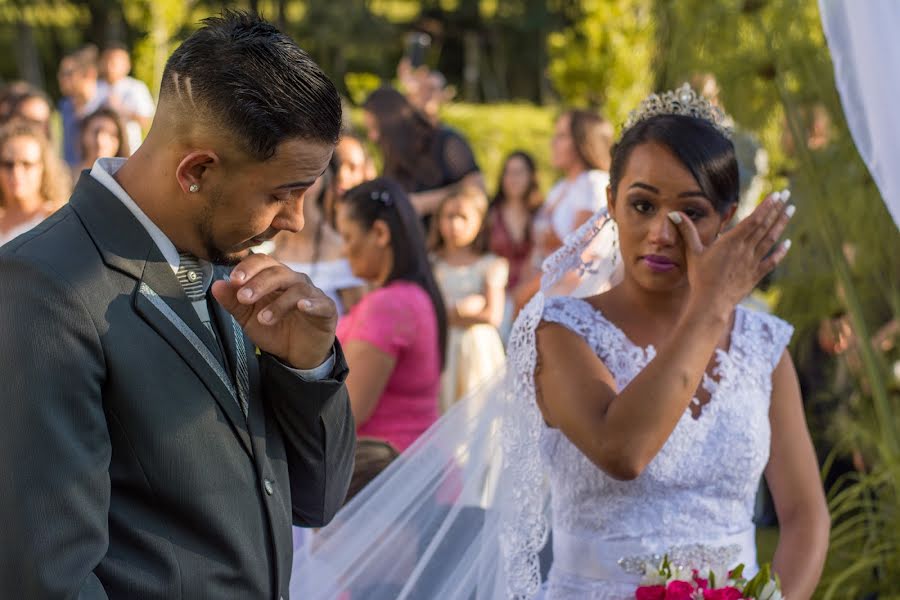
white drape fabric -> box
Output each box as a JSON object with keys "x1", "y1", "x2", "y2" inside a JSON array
[{"x1": 819, "y1": 0, "x2": 900, "y2": 229}]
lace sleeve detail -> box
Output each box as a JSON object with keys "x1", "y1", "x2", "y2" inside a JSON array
[
  {"x1": 541, "y1": 297, "x2": 599, "y2": 343},
  {"x1": 739, "y1": 308, "x2": 795, "y2": 373},
  {"x1": 761, "y1": 313, "x2": 794, "y2": 371},
  {"x1": 540, "y1": 297, "x2": 651, "y2": 390}
]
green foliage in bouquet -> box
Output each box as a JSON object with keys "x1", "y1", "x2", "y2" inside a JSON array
[{"x1": 742, "y1": 564, "x2": 782, "y2": 599}]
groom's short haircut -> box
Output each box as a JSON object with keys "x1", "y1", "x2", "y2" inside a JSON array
[{"x1": 159, "y1": 10, "x2": 341, "y2": 161}]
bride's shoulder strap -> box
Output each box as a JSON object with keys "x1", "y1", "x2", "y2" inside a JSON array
[
  {"x1": 541, "y1": 296, "x2": 593, "y2": 328},
  {"x1": 540, "y1": 296, "x2": 618, "y2": 354},
  {"x1": 736, "y1": 306, "x2": 795, "y2": 373}
]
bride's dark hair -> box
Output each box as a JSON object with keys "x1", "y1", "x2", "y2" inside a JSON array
[{"x1": 609, "y1": 115, "x2": 739, "y2": 215}]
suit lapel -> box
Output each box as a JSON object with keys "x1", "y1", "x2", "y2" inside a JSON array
[
  {"x1": 140, "y1": 254, "x2": 212, "y2": 345},
  {"x1": 70, "y1": 173, "x2": 214, "y2": 348},
  {"x1": 243, "y1": 330, "x2": 267, "y2": 460},
  {"x1": 134, "y1": 279, "x2": 254, "y2": 458},
  {"x1": 210, "y1": 269, "x2": 266, "y2": 448},
  {"x1": 69, "y1": 173, "x2": 254, "y2": 458}
]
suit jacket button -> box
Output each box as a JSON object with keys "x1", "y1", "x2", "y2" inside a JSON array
[{"x1": 263, "y1": 479, "x2": 274, "y2": 495}]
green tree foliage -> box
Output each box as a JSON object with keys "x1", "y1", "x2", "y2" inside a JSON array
[
  {"x1": 654, "y1": 0, "x2": 899, "y2": 329},
  {"x1": 546, "y1": 0, "x2": 656, "y2": 127},
  {"x1": 121, "y1": 0, "x2": 202, "y2": 97}
]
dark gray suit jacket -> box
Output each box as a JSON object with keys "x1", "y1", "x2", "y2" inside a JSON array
[{"x1": 0, "y1": 174, "x2": 355, "y2": 599}]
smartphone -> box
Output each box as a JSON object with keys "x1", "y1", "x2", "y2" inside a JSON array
[{"x1": 404, "y1": 32, "x2": 431, "y2": 68}]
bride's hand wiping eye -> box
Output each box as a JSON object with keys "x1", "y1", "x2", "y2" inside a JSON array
[{"x1": 668, "y1": 190, "x2": 794, "y2": 313}]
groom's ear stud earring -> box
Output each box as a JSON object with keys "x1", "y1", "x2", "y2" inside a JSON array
[{"x1": 189, "y1": 184, "x2": 200, "y2": 193}]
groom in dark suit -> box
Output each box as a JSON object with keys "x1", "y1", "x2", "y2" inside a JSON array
[{"x1": 0, "y1": 12, "x2": 354, "y2": 599}]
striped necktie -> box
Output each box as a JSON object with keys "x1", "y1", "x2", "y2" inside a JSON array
[
  {"x1": 176, "y1": 252, "x2": 217, "y2": 340},
  {"x1": 176, "y1": 253, "x2": 249, "y2": 419}
]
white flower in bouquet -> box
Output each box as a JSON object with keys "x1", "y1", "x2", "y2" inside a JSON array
[
  {"x1": 642, "y1": 569, "x2": 668, "y2": 586},
  {"x1": 758, "y1": 580, "x2": 784, "y2": 600},
  {"x1": 707, "y1": 564, "x2": 734, "y2": 588},
  {"x1": 669, "y1": 565, "x2": 694, "y2": 583}
]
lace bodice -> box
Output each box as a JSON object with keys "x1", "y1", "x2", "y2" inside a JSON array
[{"x1": 538, "y1": 296, "x2": 792, "y2": 597}]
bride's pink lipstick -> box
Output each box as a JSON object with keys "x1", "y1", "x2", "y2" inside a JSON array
[{"x1": 642, "y1": 254, "x2": 677, "y2": 272}]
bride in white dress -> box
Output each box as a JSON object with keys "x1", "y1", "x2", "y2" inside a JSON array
[
  {"x1": 290, "y1": 87, "x2": 829, "y2": 600},
  {"x1": 527, "y1": 92, "x2": 830, "y2": 598}
]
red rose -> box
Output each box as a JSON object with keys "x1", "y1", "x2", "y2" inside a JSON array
[
  {"x1": 665, "y1": 580, "x2": 696, "y2": 600},
  {"x1": 692, "y1": 569, "x2": 709, "y2": 590},
  {"x1": 703, "y1": 587, "x2": 744, "y2": 600},
  {"x1": 635, "y1": 585, "x2": 666, "y2": 600}
]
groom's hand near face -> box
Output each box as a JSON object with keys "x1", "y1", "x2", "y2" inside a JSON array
[{"x1": 212, "y1": 254, "x2": 337, "y2": 369}]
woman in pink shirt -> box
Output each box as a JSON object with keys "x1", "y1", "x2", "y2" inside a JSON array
[{"x1": 335, "y1": 178, "x2": 447, "y2": 452}]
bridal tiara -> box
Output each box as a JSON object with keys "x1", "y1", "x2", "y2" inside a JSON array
[{"x1": 622, "y1": 83, "x2": 733, "y2": 139}]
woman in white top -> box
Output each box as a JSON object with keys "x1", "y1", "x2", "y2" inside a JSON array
[
  {"x1": 0, "y1": 120, "x2": 70, "y2": 246},
  {"x1": 515, "y1": 109, "x2": 614, "y2": 309},
  {"x1": 271, "y1": 163, "x2": 365, "y2": 315}
]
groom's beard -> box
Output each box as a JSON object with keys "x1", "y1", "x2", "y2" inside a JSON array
[{"x1": 196, "y1": 189, "x2": 258, "y2": 267}]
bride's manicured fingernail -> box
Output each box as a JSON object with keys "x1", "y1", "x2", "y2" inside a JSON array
[
  {"x1": 781, "y1": 189, "x2": 791, "y2": 202},
  {"x1": 783, "y1": 239, "x2": 792, "y2": 252},
  {"x1": 667, "y1": 212, "x2": 683, "y2": 224},
  {"x1": 771, "y1": 191, "x2": 782, "y2": 203},
  {"x1": 785, "y1": 204, "x2": 796, "y2": 218}
]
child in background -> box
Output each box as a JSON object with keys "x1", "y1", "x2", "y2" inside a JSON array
[{"x1": 430, "y1": 184, "x2": 508, "y2": 412}]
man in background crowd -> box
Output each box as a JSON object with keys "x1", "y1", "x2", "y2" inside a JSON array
[
  {"x1": 101, "y1": 43, "x2": 156, "y2": 153},
  {"x1": 58, "y1": 45, "x2": 108, "y2": 167}
]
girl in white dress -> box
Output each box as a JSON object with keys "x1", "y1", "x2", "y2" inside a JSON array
[{"x1": 431, "y1": 184, "x2": 508, "y2": 412}]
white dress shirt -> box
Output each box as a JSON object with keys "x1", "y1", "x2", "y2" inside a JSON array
[{"x1": 90, "y1": 157, "x2": 334, "y2": 380}]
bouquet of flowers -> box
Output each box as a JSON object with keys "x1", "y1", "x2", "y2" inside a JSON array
[{"x1": 622, "y1": 544, "x2": 783, "y2": 600}]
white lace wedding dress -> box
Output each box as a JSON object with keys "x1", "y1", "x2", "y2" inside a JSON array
[{"x1": 536, "y1": 295, "x2": 793, "y2": 599}]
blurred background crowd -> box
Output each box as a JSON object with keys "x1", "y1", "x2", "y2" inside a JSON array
[{"x1": 2, "y1": 1, "x2": 898, "y2": 596}]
